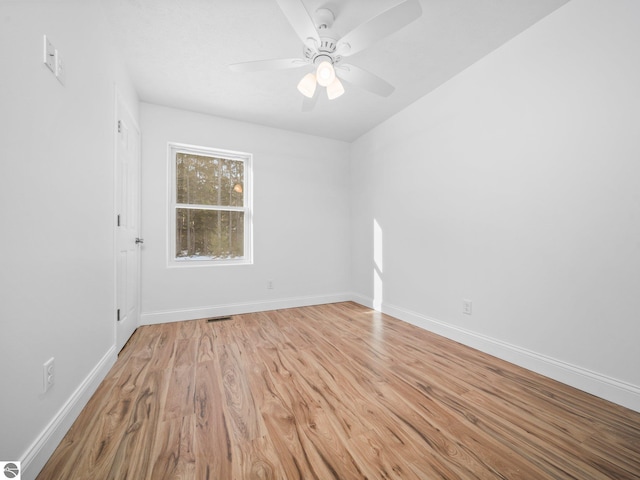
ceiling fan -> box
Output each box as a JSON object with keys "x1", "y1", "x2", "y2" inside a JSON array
[{"x1": 229, "y1": 0, "x2": 422, "y2": 110}]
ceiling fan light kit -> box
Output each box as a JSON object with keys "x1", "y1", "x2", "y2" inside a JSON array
[
  {"x1": 315, "y1": 60, "x2": 336, "y2": 87},
  {"x1": 229, "y1": 0, "x2": 422, "y2": 109},
  {"x1": 297, "y1": 72, "x2": 317, "y2": 98},
  {"x1": 326, "y1": 77, "x2": 345, "y2": 100}
]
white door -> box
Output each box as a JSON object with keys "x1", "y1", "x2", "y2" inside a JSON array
[{"x1": 115, "y1": 93, "x2": 141, "y2": 352}]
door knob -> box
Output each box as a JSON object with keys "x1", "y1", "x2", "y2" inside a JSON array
[{"x1": 135, "y1": 237, "x2": 144, "y2": 244}]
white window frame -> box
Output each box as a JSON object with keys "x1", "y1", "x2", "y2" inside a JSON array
[{"x1": 167, "y1": 142, "x2": 253, "y2": 267}]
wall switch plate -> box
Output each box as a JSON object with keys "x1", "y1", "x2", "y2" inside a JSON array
[
  {"x1": 463, "y1": 299, "x2": 473, "y2": 315},
  {"x1": 43, "y1": 35, "x2": 55, "y2": 72},
  {"x1": 55, "y1": 49, "x2": 65, "y2": 85},
  {"x1": 43, "y1": 357, "x2": 55, "y2": 393}
]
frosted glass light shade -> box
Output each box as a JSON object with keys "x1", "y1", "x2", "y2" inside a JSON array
[
  {"x1": 316, "y1": 61, "x2": 335, "y2": 87},
  {"x1": 326, "y1": 77, "x2": 345, "y2": 100},
  {"x1": 297, "y1": 73, "x2": 317, "y2": 98}
]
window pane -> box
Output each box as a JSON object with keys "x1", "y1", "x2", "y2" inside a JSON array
[
  {"x1": 176, "y1": 208, "x2": 244, "y2": 260},
  {"x1": 176, "y1": 153, "x2": 244, "y2": 207}
]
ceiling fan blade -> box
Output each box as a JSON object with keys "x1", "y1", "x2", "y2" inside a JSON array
[
  {"x1": 275, "y1": 0, "x2": 320, "y2": 46},
  {"x1": 302, "y1": 88, "x2": 319, "y2": 112},
  {"x1": 336, "y1": 0, "x2": 422, "y2": 57},
  {"x1": 336, "y1": 64, "x2": 395, "y2": 97},
  {"x1": 229, "y1": 58, "x2": 307, "y2": 73}
]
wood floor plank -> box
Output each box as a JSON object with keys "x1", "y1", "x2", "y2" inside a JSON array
[
  {"x1": 196, "y1": 323, "x2": 216, "y2": 363},
  {"x1": 37, "y1": 302, "x2": 640, "y2": 479},
  {"x1": 147, "y1": 324, "x2": 178, "y2": 372},
  {"x1": 248, "y1": 347, "x2": 323, "y2": 479},
  {"x1": 107, "y1": 367, "x2": 163, "y2": 479},
  {"x1": 193, "y1": 360, "x2": 233, "y2": 480},
  {"x1": 146, "y1": 415, "x2": 196, "y2": 480},
  {"x1": 163, "y1": 364, "x2": 195, "y2": 422},
  {"x1": 215, "y1": 342, "x2": 286, "y2": 479}
]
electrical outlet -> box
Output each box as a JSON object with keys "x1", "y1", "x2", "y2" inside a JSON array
[
  {"x1": 43, "y1": 357, "x2": 55, "y2": 393},
  {"x1": 462, "y1": 299, "x2": 472, "y2": 315},
  {"x1": 267, "y1": 280, "x2": 274, "y2": 290}
]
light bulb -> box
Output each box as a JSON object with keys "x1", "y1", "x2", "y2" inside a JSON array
[
  {"x1": 297, "y1": 73, "x2": 316, "y2": 98},
  {"x1": 315, "y1": 61, "x2": 335, "y2": 87},
  {"x1": 327, "y1": 77, "x2": 345, "y2": 100}
]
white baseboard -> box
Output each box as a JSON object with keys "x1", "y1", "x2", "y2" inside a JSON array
[
  {"x1": 21, "y1": 346, "x2": 118, "y2": 480},
  {"x1": 351, "y1": 294, "x2": 640, "y2": 413},
  {"x1": 140, "y1": 292, "x2": 353, "y2": 325}
]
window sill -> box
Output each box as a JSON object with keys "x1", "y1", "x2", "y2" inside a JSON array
[{"x1": 168, "y1": 257, "x2": 253, "y2": 268}]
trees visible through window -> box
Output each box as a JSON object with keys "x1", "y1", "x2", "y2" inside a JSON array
[{"x1": 169, "y1": 143, "x2": 252, "y2": 265}]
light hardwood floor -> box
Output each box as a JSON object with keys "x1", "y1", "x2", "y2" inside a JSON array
[{"x1": 37, "y1": 302, "x2": 640, "y2": 479}]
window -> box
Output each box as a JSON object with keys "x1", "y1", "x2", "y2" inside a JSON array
[{"x1": 168, "y1": 143, "x2": 252, "y2": 266}]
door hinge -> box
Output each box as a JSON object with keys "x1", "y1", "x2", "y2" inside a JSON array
[
  {"x1": 117, "y1": 120, "x2": 122, "y2": 133},
  {"x1": 117, "y1": 214, "x2": 121, "y2": 227},
  {"x1": 117, "y1": 308, "x2": 121, "y2": 321}
]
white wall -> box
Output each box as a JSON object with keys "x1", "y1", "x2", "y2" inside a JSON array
[
  {"x1": 0, "y1": 1, "x2": 138, "y2": 478},
  {"x1": 140, "y1": 104, "x2": 351, "y2": 323},
  {"x1": 350, "y1": 0, "x2": 640, "y2": 411}
]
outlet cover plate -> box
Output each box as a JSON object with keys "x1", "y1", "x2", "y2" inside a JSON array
[
  {"x1": 43, "y1": 357, "x2": 55, "y2": 393},
  {"x1": 463, "y1": 299, "x2": 472, "y2": 315}
]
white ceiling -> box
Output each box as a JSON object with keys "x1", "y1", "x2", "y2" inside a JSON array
[{"x1": 100, "y1": 0, "x2": 569, "y2": 142}]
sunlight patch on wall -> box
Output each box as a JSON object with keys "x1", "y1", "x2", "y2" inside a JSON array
[{"x1": 373, "y1": 219, "x2": 383, "y2": 311}]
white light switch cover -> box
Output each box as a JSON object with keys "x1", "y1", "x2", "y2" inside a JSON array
[{"x1": 43, "y1": 35, "x2": 55, "y2": 72}]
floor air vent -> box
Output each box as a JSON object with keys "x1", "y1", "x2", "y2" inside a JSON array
[{"x1": 207, "y1": 316, "x2": 232, "y2": 322}]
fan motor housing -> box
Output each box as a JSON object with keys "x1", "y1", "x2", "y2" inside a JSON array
[
  {"x1": 301, "y1": 7, "x2": 341, "y2": 65},
  {"x1": 303, "y1": 37, "x2": 340, "y2": 65}
]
